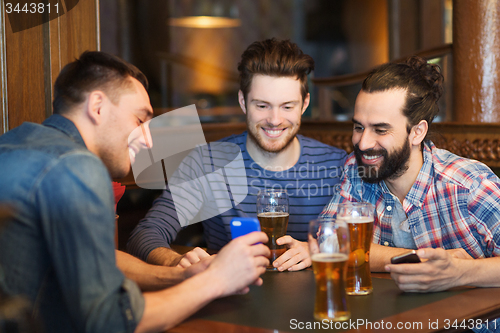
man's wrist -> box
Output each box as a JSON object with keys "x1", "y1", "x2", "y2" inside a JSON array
[
  {"x1": 456, "y1": 258, "x2": 480, "y2": 287},
  {"x1": 157, "y1": 266, "x2": 186, "y2": 285},
  {"x1": 195, "y1": 268, "x2": 227, "y2": 299},
  {"x1": 147, "y1": 247, "x2": 183, "y2": 266}
]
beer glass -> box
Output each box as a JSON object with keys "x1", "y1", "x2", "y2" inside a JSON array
[
  {"x1": 256, "y1": 189, "x2": 289, "y2": 270},
  {"x1": 308, "y1": 218, "x2": 350, "y2": 322},
  {"x1": 337, "y1": 202, "x2": 374, "y2": 295}
]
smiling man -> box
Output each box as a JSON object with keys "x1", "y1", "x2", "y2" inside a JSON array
[
  {"x1": 0, "y1": 51, "x2": 270, "y2": 332},
  {"x1": 128, "y1": 39, "x2": 347, "y2": 272},
  {"x1": 322, "y1": 56, "x2": 500, "y2": 297}
]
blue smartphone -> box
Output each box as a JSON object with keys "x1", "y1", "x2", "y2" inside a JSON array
[{"x1": 230, "y1": 217, "x2": 261, "y2": 239}]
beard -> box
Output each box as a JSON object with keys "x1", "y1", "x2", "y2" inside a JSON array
[
  {"x1": 246, "y1": 117, "x2": 300, "y2": 154},
  {"x1": 354, "y1": 136, "x2": 411, "y2": 183}
]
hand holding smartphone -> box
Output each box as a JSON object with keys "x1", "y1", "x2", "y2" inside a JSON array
[
  {"x1": 390, "y1": 250, "x2": 421, "y2": 264},
  {"x1": 230, "y1": 217, "x2": 261, "y2": 239}
]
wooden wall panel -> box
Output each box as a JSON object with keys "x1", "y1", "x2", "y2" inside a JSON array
[
  {"x1": 453, "y1": 0, "x2": 500, "y2": 123},
  {"x1": 5, "y1": 11, "x2": 46, "y2": 130},
  {"x1": 0, "y1": 0, "x2": 99, "y2": 134},
  {"x1": 48, "y1": 0, "x2": 99, "y2": 103},
  {"x1": 56, "y1": 0, "x2": 99, "y2": 76},
  {"x1": 0, "y1": 1, "x2": 7, "y2": 133}
]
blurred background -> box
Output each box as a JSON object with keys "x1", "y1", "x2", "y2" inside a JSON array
[{"x1": 100, "y1": 0, "x2": 453, "y2": 123}]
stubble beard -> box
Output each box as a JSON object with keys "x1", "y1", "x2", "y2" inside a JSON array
[
  {"x1": 246, "y1": 118, "x2": 300, "y2": 155},
  {"x1": 98, "y1": 144, "x2": 130, "y2": 179}
]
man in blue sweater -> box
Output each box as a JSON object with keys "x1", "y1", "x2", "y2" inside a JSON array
[{"x1": 128, "y1": 39, "x2": 347, "y2": 272}]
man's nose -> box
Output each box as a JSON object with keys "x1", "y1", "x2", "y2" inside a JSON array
[
  {"x1": 267, "y1": 108, "x2": 283, "y2": 127},
  {"x1": 357, "y1": 130, "x2": 376, "y2": 151}
]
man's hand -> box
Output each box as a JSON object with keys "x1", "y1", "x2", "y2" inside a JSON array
[
  {"x1": 206, "y1": 231, "x2": 270, "y2": 297},
  {"x1": 147, "y1": 246, "x2": 210, "y2": 267},
  {"x1": 183, "y1": 255, "x2": 214, "y2": 279},
  {"x1": 176, "y1": 247, "x2": 211, "y2": 268},
  {"x1": 272, "y1": 236, "x2": 311, "y2": 272},
  {"x1": 385, "y1": 248, "x2": 467, "y2": 293}
]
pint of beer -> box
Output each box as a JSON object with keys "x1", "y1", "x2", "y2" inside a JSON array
[
  {"x1": 257, "y1": 211, "x2": 289, "y2": 263},
  {"x1": 337, "y1": 202, "x2": 375, "y2": 295},
  {"x1": 309, "y1": 218, "x2": 350, "y2": 321},
  {"x1": 256, "y1": 190, "x2": 289, "y2": 270}
]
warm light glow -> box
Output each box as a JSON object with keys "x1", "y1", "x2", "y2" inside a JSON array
[{"x1": 169, "y1": 16, "x2": 241, "y2": 28}]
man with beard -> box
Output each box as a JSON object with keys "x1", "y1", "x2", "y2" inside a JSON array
[
  {"x1": 322, "y1": 56, "x2": 500, "y2": 294},
  {"x1": 128, "y1": 39, "x2": 347, "y2": 271}
]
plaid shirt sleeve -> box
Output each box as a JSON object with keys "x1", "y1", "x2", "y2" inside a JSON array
[
  {"x1": 465, "y1": 172, "x2": 500, "y2": 257},
  {"x1": 408, "y1": 143, "x2": 500, "y2": 258}
]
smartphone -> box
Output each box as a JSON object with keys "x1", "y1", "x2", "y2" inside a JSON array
[
  {"x1": 230, "y1": 217, "x2": 261, "y2": 239},
  {"x1": 390, "y1": 250, "x2": 421, "y2": 264}
]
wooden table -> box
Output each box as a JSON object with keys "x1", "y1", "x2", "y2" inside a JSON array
[{"x1": 168, "y1": 270, "x2": 500, "y2": 333}]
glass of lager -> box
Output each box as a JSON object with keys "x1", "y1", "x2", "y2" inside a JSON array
[
  {"x1": 256, "y1": 189, "x2": 289, "y2": 270},
  {"x1": 308, "y1": 218, "x2": 350, "y2": 322},
  {"x1": 337, "y1": 202, "x2": 374, "y2": 295}
]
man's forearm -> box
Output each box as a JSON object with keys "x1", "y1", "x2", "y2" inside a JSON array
[
  {"x1": 135, "y1": 267, "x2": 225, "y2": 332},
  {"x1": 460, "y1": 256, "x2": 500, "y2": 288},
  {"x1": 115, "y1": 250, "x2": 185, "y2": 291},
  {"x1": 369, "y1": 243, "x2": 410, "y2": 272},
  {"x1": 135, "y1": 231, "x2": 270, "y2": 333},
  {"x1": 146, "y1": 247, "x2": 184, "y2": 266}
]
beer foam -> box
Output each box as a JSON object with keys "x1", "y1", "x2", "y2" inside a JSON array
[
  {"x1": 337, "y1": 216, "x2": 373, "y2": 224},
  {"x1": 311, "y1": 253, "x2": 348, "y2": 262},
  {"x1": 257, "y1": 212, "x2": 289, "y2": 218}
]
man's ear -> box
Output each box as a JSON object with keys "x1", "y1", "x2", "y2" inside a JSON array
[
  {"x1": 238, "y1": 90, "x2": 247, "y2": 114},
  {"x1": 410, "y1": 120, "x2": 428, "y2": 146},
  {"x1": 301, "y1": 93, "x2": 311, "y2": 114},
  {"x1": 86, "y1": 91, "x2": 106, "y2": 125}
]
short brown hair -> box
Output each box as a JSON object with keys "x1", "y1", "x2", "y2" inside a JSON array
[
  {"x1": 362, "y1": 56, "x2": 443, "y2": 138},
  {"x1": 237, "y1": 38, "x2": 314, "y2": 103},
  {"x1": 53, "y1": 51, "x2": 148, "y2": 115}
]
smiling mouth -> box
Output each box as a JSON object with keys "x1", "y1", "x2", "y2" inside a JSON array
[
  {"x1": 262, "y1": 128, "x2": 286, "y2": 137},
  {"x1": 361, "y1": 154, "x2": 383, "y2": 165},
  {"x1": 129, "y1": 147, "x2": 138, "y2": 164},
  {"x1": 363, "y1": 154, "x2": 382, "y2": 160}
]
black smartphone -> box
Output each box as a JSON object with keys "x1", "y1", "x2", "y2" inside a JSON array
[
  {"x1": 230, "y1": 217, "x2": 261, "y2": 239},
  {"x1": 390, "y1": 250, "x2": 421, "y2": 264}
]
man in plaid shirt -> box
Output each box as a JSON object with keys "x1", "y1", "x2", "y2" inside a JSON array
[{"x1": 322, "y1": 56, "x2": 500, "y2": 294}]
